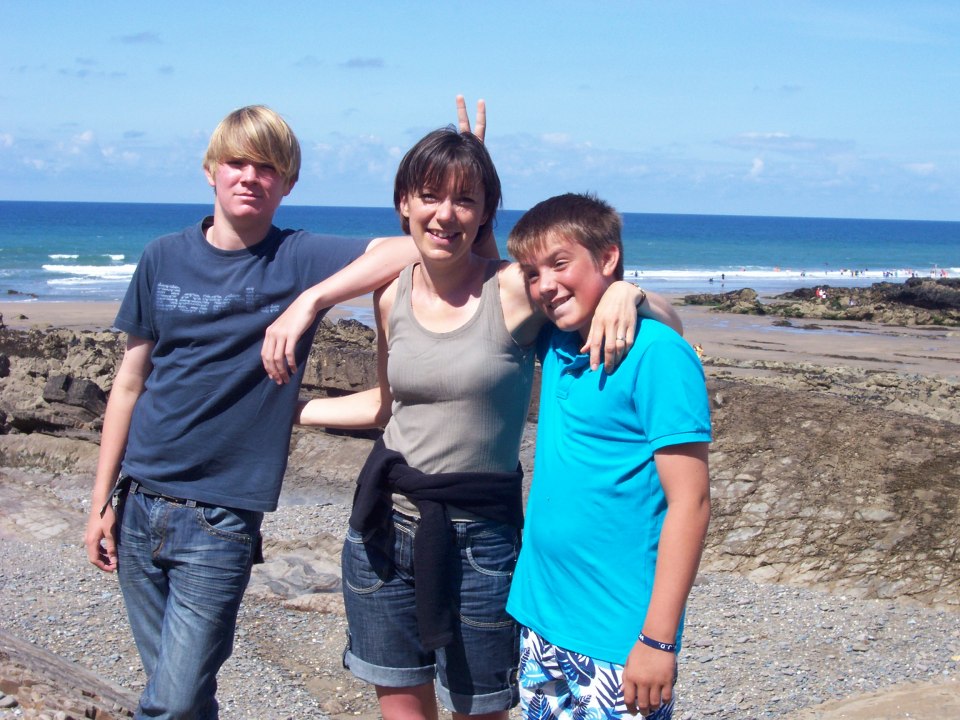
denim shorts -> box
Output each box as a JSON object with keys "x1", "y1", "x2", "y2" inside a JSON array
[{"x1": 342, "y1": 511, "x2": 521, "y2": 714}]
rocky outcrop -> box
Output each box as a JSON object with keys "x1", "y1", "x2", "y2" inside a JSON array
[
  {"x1": 685, "y1": 278, "x2": 960, "y2": 326},
  {"x1": 684, "y1": 287, "x2": 765, "y2": 314},
  {"x1": 307, "y1": 319, "x2": 378, "y2": 392},
  {"x1": 703, "y1": 378, "x2": 959, "y2": 609},
  {"x1": 0, "y1": 318, "x2": 381, "y2": 438},
  {"x1": 0, "y1": 630, "x2": 136, "y2": 718}
]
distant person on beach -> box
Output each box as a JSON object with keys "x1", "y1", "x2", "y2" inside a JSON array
[
  {"x1": 506, "y1": 193, "x2": 711, "y2": 720},
  {"x1": 82, "y1": 103, "x2": 443, "y2": 719},
  {"x1": 262, "y1": 118, "x2": 681, "y2": 718}
]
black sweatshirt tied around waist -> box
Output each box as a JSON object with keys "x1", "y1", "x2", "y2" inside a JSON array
[{"x1": 349, "y1": 438, "x2": 524, "y2": 651}]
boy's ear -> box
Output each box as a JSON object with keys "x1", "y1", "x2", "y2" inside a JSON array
[
  {"x1": 600, "y1": 246, "x2": 620, "y2": 278},
  {"x1": 204, "y1": 164, "x2": 217, "y2": 188},
  {"x1": 283, "y1": 179, "x2": 296, "y2": 197}
]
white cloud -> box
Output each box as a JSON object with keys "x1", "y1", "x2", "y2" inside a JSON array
[
  {"x1": 62, "y1": 130, "x2": 95, "y2": 156},
  {"x1": 749, "y1": 157, "x2": 764, "y2": 178},
  {"x1": 541, "y1": 133, "x2": 572, "y2": 145},
  {"x1": 904, "y1": 162, "x2": 936, "y2": 176},
  {"x1": 0, "y1": 134, "x2": 13, "y2": 148},
  {"x1": 723, "y1": 132, "x2": 855, "y2": 157}
]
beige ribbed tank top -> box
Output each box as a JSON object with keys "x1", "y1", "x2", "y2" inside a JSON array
[{"x1": 382, "y1": 260, "x2": 535, "y2": 488}]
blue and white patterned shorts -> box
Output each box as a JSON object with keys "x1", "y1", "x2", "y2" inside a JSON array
[{"x1": 518, "y1": 626, "x2": 675, "y2": 720}]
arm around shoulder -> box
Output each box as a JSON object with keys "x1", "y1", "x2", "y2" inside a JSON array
[
  {"x1": 637, "y1": 288, "x2": 683, "y2": 335},
  {"x1": 262, "y1": 236, "x2": 418, "y2": 384}
]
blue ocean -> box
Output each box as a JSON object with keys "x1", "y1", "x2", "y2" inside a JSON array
[{"x1": 1, "y1": 200, "x2": 957, "y2": 303}]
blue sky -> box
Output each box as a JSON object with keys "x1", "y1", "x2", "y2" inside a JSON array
[{"x1": 2, "y1": 1, "x2": 958, "y2": 220}]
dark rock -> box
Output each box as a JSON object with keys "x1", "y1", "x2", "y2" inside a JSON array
[
  {"x1": 66, "y1": 378, "x2": 107, "y2": 415},
  {"x1": 42, "y1": 375, "x2": 71, "y2": 403},
  {"x1": 0, "y1": 317, "x2": 957, "y2": 611},
  {"x1": 686, "y1": 278, "x2": 960, "y2": 326},
  {"x1": 683, "y1": 288, "x2": 767, "y2": 316},
  {"x1": 0, "y1": 630, "x2": 136, "y2": 718},
  {"x1": 305, "y1": 318, "x2": 379, "y2": 392},
  {"x1": 42, "y1": 376, "x2": 107, "y2": 415},
  {"x1": 893, "y1": 277, "x2": 960, "y2": 310}
]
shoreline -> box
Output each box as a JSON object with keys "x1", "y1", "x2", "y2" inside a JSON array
[
  {"x1": 3, "y1": 297, "x2": 957, "y2": 381},
  {"x1": 0, "y1": 298, "x2": 368, "y2": 332}
]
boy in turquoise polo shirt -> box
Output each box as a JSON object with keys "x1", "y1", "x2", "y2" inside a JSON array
[{"x1": 506, "y1": 193, "x2": 712, "y2": 720}]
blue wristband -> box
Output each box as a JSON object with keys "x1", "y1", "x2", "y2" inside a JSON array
[{"x1": 638, "y1": 632, "x2": 676, "y2": 654}]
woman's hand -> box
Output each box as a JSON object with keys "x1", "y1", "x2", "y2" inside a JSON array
[
  {"x1": 580, "y1": 280, "x2": 642, "y2": 371},
  {"x1": 456, "y1": 95, "x2": 486, "y2": 142}
]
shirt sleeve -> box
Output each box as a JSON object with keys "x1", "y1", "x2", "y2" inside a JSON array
[
  {"x1": 114, "y1": 245, "x2": 158, "y2": 341},
  {"x1": 633, "y1": 331, "x2": 712, "y2": 451},
  {"x1": 296, "y1": 233, "x2": 371, "y2": 290}
]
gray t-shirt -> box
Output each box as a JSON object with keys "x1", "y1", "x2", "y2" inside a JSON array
[{"x1": 115, "y1": 219, "x2": 367, "y2": 512}]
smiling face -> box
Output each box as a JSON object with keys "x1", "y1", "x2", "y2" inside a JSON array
[
  {"x1": 520, "y1": 232, "x2": 620, "y2": 339},
  {"x1": 393, "y1": 128, "x2": 501, "y2": 245},
  {"x1": 399, "y1": 171, "x2": 487, "y2": 265}
]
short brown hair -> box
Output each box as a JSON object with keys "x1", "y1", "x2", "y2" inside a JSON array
[
  {"x1": 203, "y1": 105, "x2": 301, "y2": 185},
  {"x1": 508, "y1": 193, "x2": 624, "y2": 280},
  {"x1": 393, "y1": 127, "x2": 501, "y2": 238}
]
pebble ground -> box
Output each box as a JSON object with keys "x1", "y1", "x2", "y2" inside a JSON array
[{"x1": 1, "y1": 501, "x2": 958, "y2": 719}]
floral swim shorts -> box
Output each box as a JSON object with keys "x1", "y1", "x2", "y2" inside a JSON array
[{"x1": 518, "y1": 626, "x2": 676, "y2": 720}]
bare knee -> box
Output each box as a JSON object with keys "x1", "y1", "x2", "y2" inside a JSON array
[{"x1": 376, "y1": 683, "x2": 439, "y2": 720}]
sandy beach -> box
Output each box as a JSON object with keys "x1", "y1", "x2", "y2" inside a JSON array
[
  {"x1": 0, "y1": 298, "x2": 366, "y2": 331},
  {"x1": 0, "y1": 298, "x2": 367, "y2": 332},
  {"x1": 0, "y1": 294, "x2": 957, "y2": 718}
]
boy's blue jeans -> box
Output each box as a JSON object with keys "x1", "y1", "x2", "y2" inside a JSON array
[{"x1": 117, "y1": 486, "x2": 263, "y2": 720}]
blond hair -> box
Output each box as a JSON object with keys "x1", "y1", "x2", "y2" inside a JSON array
[{"x1": 203, "y1": 105, "x2": 301, "y2": 185}]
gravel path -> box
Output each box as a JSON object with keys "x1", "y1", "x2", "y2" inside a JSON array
[{"x1": 1, "y1": 500, "x2": 958, "y2": 719}]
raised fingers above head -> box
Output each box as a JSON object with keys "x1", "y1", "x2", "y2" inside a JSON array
[{"x1": 456, "y1": 95, "x2": 486, "y2": 142}]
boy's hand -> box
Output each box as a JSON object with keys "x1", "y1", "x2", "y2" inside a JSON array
[
  {"x1": 84, "y1": 506, "x2": 118, "y2": 572},
  {"x1": 580, "y1": 280, "x2": 639, "y2": 371},
  {"x1": 262, "y1": 293, "x2": 318, "y2": 384},
  {"x1": 456, "y1": 95, "x2": 486, "y2": 142},
  {"x1": 622, "y1": 641, "x2": 676, "y2": 716}
]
